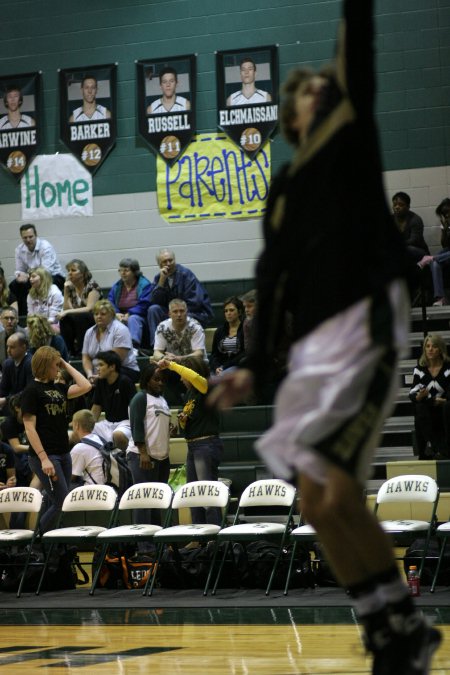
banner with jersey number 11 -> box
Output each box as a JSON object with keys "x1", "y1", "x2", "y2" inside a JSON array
[{"x1": 136, "y1": 54, "x2": 196, "y2": 166}]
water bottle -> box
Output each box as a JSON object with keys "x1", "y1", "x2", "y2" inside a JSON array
[{"x1": 407, "y1": 565, "x2": 420, "y2": 596}]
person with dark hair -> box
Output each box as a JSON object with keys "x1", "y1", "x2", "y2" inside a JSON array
[
  {"x1": 226, "y1": 57, "x2": 272, "y2": 106},
  {"x1": 127, "y1": 363, "x2": 171, "y2": 531},
  {"x1": 209, "y1": 296, "x2": 246, "y2": 375},
  {"x1": 21, "y1": 346, "x2": 91, "y2": 532},
  {"x1": 58, "y1": 259, "x2": 102, "y2": 356},
  {"x1": 69, "y1": 74, "x2": 111, "y2": 122},
  {"x1": 108, "y1": 258, "x2": 153, "y2": 348},
  {"x1": 417, "y1": 198, "x2": 450, "y2": 306},
  {"x1": 90, "y1": 350, "x2": 136, "y2": 451},
  {"x1": 0, "y1": 307, "x2": 26, "y2": 367},
  {"x1": 241, "y1": 289, "x2": 257, "y2": 354},
  {"x1": 147, "y1": 248, "x2": 213, "y2": 347},
  {"x1": 10, "y1": 224, "x2": 64, "y2": 317},
  {"x1": 147, "y1": 67, "x2": 191, "y2": 114},
  {"x1": 392, "y1": 191, "x2": 430, "y2": 264},
  {"x1": 0, "y1": 332, "x2": 33, "y2": 413},
  {"x1": 0, "y1": 392, "x2": 34, "y2": 492},
  {"x1": 0, "y1": 84, "x2": 35, "y2": 129},
  {"x1": 159, "y1": 355, "x2": 223, "y2": 525},
  {"x1": 0, "y1": 266, "x2": 18, "y2": 313},
  {"x1": 208, "y1": 1, "x2": 441, "y2": 671}
]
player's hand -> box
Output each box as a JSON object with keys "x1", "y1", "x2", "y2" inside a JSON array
[{"x1": 207, "y1": 368, "x2": 254, "y2": 409}]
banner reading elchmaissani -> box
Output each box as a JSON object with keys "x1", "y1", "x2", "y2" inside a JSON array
[
  {"x1": 156, "y1": 133, "x2": 270, "y2": 223},
  {"x1": 21, "y1": 154, "x2": 93, "y2": 220}
]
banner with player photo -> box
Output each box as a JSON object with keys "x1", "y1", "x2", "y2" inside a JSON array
[
  {"x1": 136, "y1": 54, "x2": 196, "y2": 166},
  {"x1": 59, "y1": 63, "x2": 117, "y2": 174},
  {"x1": 0, "y1": 72, "x2": 41, "y2": 180},
  {"x1": 216, "y1": 46, "x2": 278, "y2": 160}
]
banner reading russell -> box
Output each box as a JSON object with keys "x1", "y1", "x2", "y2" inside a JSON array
[
  {"x1": 0, "y1": 72, "x2": 41, "y2": 180},
  {"x1": 156, "y1": 133, "x2": 270, "y2": 223},
  {"x1": 216, "y1": 46, "x2": 278, "y2": 160},
  {"x1": 59, "y1": 64, "x2": 117, "y2": 174},
  {"x1": 137, "y1": 54, "x2": 196, "y2": 166}
]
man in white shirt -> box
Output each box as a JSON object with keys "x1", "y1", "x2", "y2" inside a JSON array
[
  {"x1": 9, "y1": 223, "x2": 64, "y2": 316},
  {"x1": 71, "y1": 409, "x2": 108, "y2": 486}
]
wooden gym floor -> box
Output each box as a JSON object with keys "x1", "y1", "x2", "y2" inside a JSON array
[{"x1": 0, "y1": 605, "x2": 448, "y2": 673}]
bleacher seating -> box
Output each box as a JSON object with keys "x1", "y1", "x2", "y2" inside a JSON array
[{"x1": 15, "y1": 278, "x2": 450, "y2": 514}]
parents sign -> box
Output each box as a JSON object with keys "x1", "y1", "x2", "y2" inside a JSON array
[
  {"x1": 21, "y1": 154, "x2": 93, "y2": 220},
  {"x1": 157, "y1": 133, "x2": 270, "y2": 222}
]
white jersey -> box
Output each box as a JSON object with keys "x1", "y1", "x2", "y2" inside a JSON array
[
  {"x1": 149, "y1": 96, "x2": 189, "y2": 114},
  {"x1": 71, "y1": 433, "x2": 107, "y2": 485},
  {"x1": 228, "y1": 89, "x2": 270, "y2": 106},
  {"x1": 0, "y1": 114, "x2": 34, "y2": 129},
  {"x1": 71, "y1": 104, "x2": 109, "y2": 122}
]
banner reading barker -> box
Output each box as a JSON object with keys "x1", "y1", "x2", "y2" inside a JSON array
[
  {"x1": 59, "y1": 64, "x2": 117, "y2": 174},
  {"x1": 217, "y1": 46, "x2": 278, "y2": 160},
  {"x1": 0, "y1": 72, "x2": 41, "y2": 180},
  {"x1": 136, "y1": 54, "x2": 196, "y2": 166}
]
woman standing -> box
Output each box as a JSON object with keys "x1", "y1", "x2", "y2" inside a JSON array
[
  {"x1": 127, "y1": 363, "x2": 171, "y2": 528},
  {"x1": 58, "y1": 259, "x2": 101, "y2": 356},
  {"x1": 209, "y1": 296, "x2": 246, "y2": 376},
  {"x1": 26, "y1": 267, "x2": 63, "y2": 330},
  {"x1": 409, "y1": 333, "x2": 450, "y2": 459},
  {"x1": 159, "y1": 356, "x2": 223, "y2": 525},
  {"x1": 21, "y1": 346, "x2": 91, "y2": 532},
  {"x1": 82, "y1": 299, "x2": 140, "y2": 383}
]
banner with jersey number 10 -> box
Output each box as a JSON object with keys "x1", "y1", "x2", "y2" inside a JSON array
[
  {"x1": 0, "y1": 71, "x2": 42, "y2": 180},
  {"x1": 216, "y1": 45, "x2": 279, "y2": 160},
  {"x1": 59, "y1": 63, "x2": 117, "y2": 174},
  {"x1": 136, "y1": 54, "x2": 196, "y2": 166}
]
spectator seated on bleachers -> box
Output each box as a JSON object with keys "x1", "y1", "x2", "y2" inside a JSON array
[
  {"x1": 82, "y1": 299, "x2": 140, "y2": 384},
  {"x1": 0, "y1": 332, "x2": 33, "y2": 415},
  {"x1": 147, "y1": 248, "x2": 213, "y2": 347},
  {"x1": 409, "y1": 333, "x2": 450, "y2": 459},
  {"x1": 90, "y1": 350, "x2": 136, "y2": 451},
  {"x1": 58, "y1": 259, "x2": 102, "y2": 357},
  {"x1": 241, "y1": 289, "x2": 257, "y2": 355},
  {"x1": 417, "y1": 198, "x2": 450, "y2": 306},
  {"x1": 27, "y1": 314, "x2": 69, "y2": 360},
  {"x1": 108, "y1": 258, "x2": 152, "y2": 349},
  {"x1": 0, "y1": 265, "x2": 18, "y2": 314},
  {"x1": 150, "y1": 298, "x2": 207, "y2": 405},
  {"x1": 26, "y1": 267, "x2": 63, "y2": 332},
  {"x1": 209, "y1": 296, "x2": 246, "y2": 376},
  {"x1": 0, "y1": 307, "x2": 26, "y2": 369}
]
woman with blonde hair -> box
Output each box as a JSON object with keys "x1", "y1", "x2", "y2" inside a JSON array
[
  {"x1": 26, "y1": 314, "x2": 69, "y2": 360},
  {"x1": 26, "y1": 267, "x2": 63, "y2": 329},
  {"x1": 21, "y1": 346, "x2": 91, "y2": 532},
  {"x1": 409, "y1": 333, "x2": 450, "y2": 459},
  {"x1": 81, "y1": 299, "x2": 140, "y2": 383}
]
